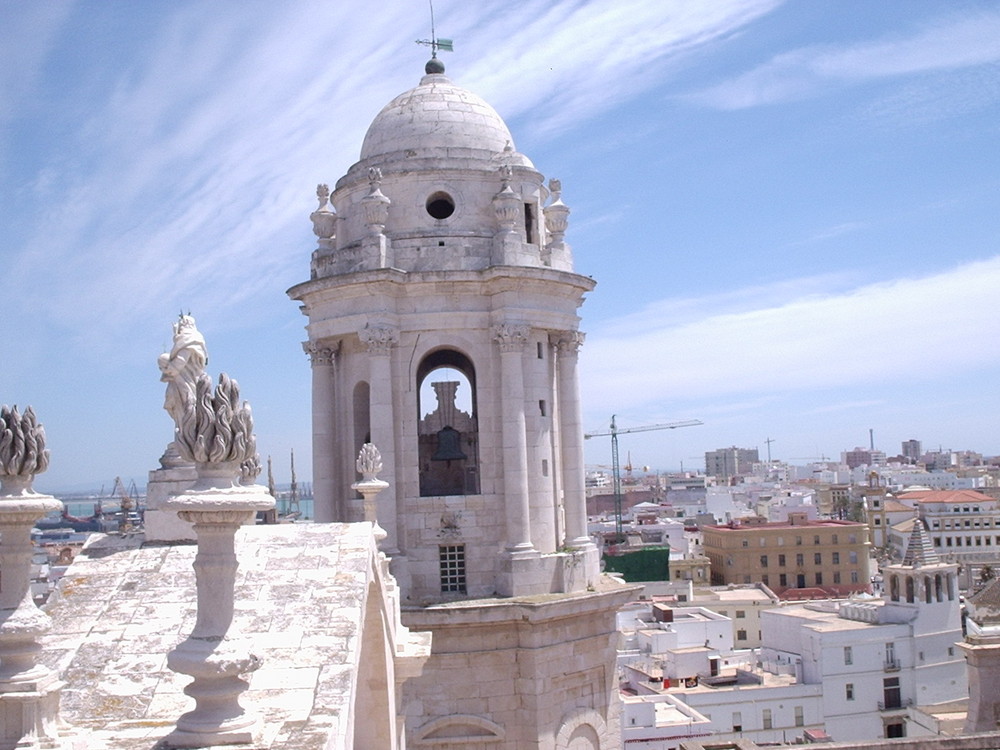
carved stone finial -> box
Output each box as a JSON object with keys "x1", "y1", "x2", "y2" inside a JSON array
[
  {"x1": 316, "y1": 183, "x2": 330, "y2": 209},
  {"x1": 548, "y1": 178, "x2": 562, "y2": 201},
  {"x1": 356, "y1": 443, "x2": 384, "y2": 482},
  {"x1": 362, "y1": 170, "x2": 391, "y2": 234},
  {"x1": 311, "y1": 184, "x2": 337, "y2": 240},
  {"x1": 0, "y1": 405, "x2": 50, "y2": 486},
  {"x1": 174, "y1": 372, "x2": 258, "y2": 467}
]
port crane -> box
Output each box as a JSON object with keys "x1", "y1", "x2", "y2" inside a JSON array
[{"x1": 585, "y1": 416, "x2": 703, "y2": 544}]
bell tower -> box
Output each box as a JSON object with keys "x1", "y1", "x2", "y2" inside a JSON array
[{"x1": 289, "y1": 56, "x2": 633, "y2": 749}]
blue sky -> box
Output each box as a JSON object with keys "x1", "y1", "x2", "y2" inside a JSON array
[{"x1": 3, "y1": 0, "x2": 999, "y2": 491}]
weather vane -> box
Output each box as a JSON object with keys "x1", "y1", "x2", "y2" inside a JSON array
[{"x1": 415, "y1": 0, "x2": 453, "y2": 58}]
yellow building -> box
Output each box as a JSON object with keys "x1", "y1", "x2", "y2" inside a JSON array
[{"x1": 702, "y1": 512, "x2": 871, "y2": 597}]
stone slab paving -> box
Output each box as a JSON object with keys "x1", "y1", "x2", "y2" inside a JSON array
[{"x1": 41, "y1": 523, "x2": 374, "y2": 749}]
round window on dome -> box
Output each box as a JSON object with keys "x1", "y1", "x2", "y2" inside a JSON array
[{"x1": 426, "y1": 192, "x2": 455, "y2": 220}]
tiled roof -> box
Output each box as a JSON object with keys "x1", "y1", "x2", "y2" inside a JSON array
[
  {"x1": 901, "y1": 519, "x2": 940, "y2": 567},
  {"x1": 899, "y1": 489, "x2": 995, "y2": 505}
]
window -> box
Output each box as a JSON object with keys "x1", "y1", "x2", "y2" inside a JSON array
[
  {"x1": 796, "y1": 536, "x2": 802, "y2": 546},
  {"x1": 846, "y1": 683, "x2": 854, "y2": 701},
  {"x1": 779, "y1": 554, "x2": 786, "y2": 567},
  {"x1": 736, "y1": 610, "x2": 746, "y2": 619},
  {"x1": 833, "y1": 572, "x2": 841, "y2": 584},
  {"x1": 815, "y1": 572, "x2": 823, "y2": 585},
  {"x1": 439, "y1": 545, "x2": 467, "y2": 593},
  {"x1": 814, "y1": 535, "x2": 821, "y2": 545},
  {"x1": 732, "y1": 711, "x2": 742, "y2": 732},
  {"x1": 760, "y1": 555, "x2": 768, "y2": 568},
  {"x1": 849, "y1": 551, "x2": 858, "y2": 564},
  {"x1": 737, "y1": 629, "x2": 747, "y2": 641},
  {"x1": 832, "y1": 534, "x2": 839, "y2": 544},
  {"x1": 832, "y1": 552, "x2": 840, "y2": 565},
  {"x1": 536, "y1": 342, "x2": 543, "y2": 358},
  {"x1": 851, "y1": 571, "x2": 859, "y2": 583},
  {"x1": 426, "y1": 191, "x2": 455, "y2": 219},
  {"x1": 762, "y1": 575, "x2": 769, "y2": 585},
  {"x1": 760, "y1": 537, "x2": 767, "y2": 546},
  {"x1": 742, "y1": 538, "x2": 749, "y2": 547},
  {"x1": 794, "y1": 706, "x2": 804, "y2": 727},
  {"x1": 844, "y1": 646, "x2": 853, "y2": 665},
  {"x1": 762, "y1": 708, "x2": 772, "y2": 730},
  {"x1": 848, "y1": 534, "x2": 857, "y2": 544},
  {"x1": 538, "y1": 399, "x2": 546, "y2": 416},
  {"x1": 814, "y1": 552, "x2": 822, "y2": 565},
  {"x1": 796, "y1": 554, "x2": 804, "y2": 566},
  {"x1": 779, "y1": 574, "x2": 787, "y2": 587}
]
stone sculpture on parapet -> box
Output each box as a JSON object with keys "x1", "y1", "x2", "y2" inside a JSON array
[
  {"x1": 147, "y1": 314, "x2": 209, "y2": 541},
  {"x1": 0, "y1": 405, "x2": 81, "y2": 749},
  {"x1": 158, "y1": 313, "x2": 208, "y2": 465},
  {"x1": 162, "y1": 367, "x2": 275, "y2": 747},
  {"x1": 352, "y1": 443, "x2": 389, "y2": 545}
]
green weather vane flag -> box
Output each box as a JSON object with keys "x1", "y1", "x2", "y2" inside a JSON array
[{"x1": 416, "y1": 0, "x2": 453, "y2": 56}]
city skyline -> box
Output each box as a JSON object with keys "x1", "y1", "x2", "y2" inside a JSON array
[{"x1": 3, "y1": 1, "x2": 999, "y2": 491}]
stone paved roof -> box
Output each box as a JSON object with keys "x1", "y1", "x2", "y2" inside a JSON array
[{"x1": 41, "y1": 523, "x2": 379, "y2": 749}]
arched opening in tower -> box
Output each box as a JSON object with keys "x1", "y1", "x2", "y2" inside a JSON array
[{"x1": 417, "y1": 350, "x2": 479, "y2": 497}]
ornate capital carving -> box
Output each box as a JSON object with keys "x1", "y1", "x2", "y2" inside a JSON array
[
  {"x1": 553, "y1": 330, "x2": 585, "y2": 355},
  {"x1": 493, "y1": 322, "x2": 530, "y2": 353},
  {"x1": 303, "y1": 341, "x2": 337, "y2": 367},
  {"x1": 359, "y1": 324, "x2": 399, "y2": 355}
]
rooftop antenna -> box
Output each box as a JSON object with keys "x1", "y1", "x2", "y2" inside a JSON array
[{"x1": 416, "y1": 0, "x2": 453, "y2": 67}]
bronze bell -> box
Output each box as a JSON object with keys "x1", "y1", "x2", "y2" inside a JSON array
[{"x1": 431, "y1": 425, "x2": 467, "y2": 461}]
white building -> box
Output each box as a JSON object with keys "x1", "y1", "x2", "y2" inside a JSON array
[
  {"x1": 760, "y1": 521, "x2": 965, "y2": 741},
  {"x1": 620, "y1": 523, "x2": 966, "y2": 745}
]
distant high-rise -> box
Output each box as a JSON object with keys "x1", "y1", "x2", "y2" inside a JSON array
[
  {"x1": 705, "y1": 446, "x2": 758, "y2": 480},
  {"x1": 902, "y1": 439, "x2": 922, "y2": 463}
]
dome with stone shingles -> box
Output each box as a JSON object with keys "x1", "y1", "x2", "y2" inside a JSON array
[{"x1": 359, "y1": 71, "x2": 532, "y2": 168}]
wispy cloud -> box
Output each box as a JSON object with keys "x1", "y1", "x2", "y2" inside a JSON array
[
  {"x1": 581, "y1": 255, "x2": 1000, "y2": 410},
  {"x1": 690, "y1": 9, "x2": 1000, "y2": 109},
  {"x1": 3, "y1": 0, "x2": 786, "y2": 365}
]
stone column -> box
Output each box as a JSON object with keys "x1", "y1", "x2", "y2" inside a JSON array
[
  {"x1": 494, "y1": 323, "x2": 534, "y2": 553},
  {"x1": 305, "y1": 341, "x2": 338, "y2": 522},
  {"x1": 359, "y1": 325, "x2": 399, "y2": 554},
  {"x1": 555, "y1": 331, "x2": 593, "y2": 549},
  {"x1": 0, "y1": 405, "x2": 77, "y2": 749}
]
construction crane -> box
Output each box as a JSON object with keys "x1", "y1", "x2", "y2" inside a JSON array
[{"x1": 584, "y1": 415, "x2": 703, "y2": 544}]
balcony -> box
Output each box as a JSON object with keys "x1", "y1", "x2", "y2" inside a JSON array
[
  {"x1": 878, "y1": 697, "x2": 912, "y2": 711},
  {"x1": 884, "y1": 659, "x2": 901, "y2": 672}
]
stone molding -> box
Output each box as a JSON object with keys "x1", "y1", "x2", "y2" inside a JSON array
[{"x1": 493, "y1": 322, "x2": 530, "y2": 353}]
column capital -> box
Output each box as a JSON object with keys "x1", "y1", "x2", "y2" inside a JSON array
[
  {"x1": 552, "y1": 330, "x2": 585, "y2": 354},
  {"x1": 359, "y1": 324, "x2": 399, "y2": 355},
  {"x1": 493, "y1": 322, "x2": 530, "y2": 353},
  {"x1": 303, "y1": 340, "x2": 337, "y2": 366}
]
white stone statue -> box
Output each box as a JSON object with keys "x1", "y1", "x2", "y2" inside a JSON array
[{"x1": 158, "y1": 314, "x2": 208, "y2": 429}]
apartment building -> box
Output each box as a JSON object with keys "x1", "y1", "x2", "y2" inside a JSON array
[
  {"x1": 900, "y1": 489, "x2": 1000, "y2": 561},
  {"x1": 702, "y1": 513, "x2": 871, "y2": 597}
]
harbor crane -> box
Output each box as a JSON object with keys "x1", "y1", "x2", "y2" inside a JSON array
[{"x1": 584, "y1": 415, "x2": 703, "y2": 544}]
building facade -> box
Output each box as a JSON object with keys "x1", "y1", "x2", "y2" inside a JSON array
[
  {"x1": 704, "y1": 447, "x2": 759, "y2": 481},
  {"x1": 702, "y1": 513, "x2": 871, "y2": 597}
]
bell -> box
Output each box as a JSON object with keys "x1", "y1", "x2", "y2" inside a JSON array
[{"x1": 431, "y1": 425, "x2": 467, "y2": 461}]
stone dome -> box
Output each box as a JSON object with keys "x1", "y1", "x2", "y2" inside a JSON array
[{"x1": 359, "y1": 72, "x2": 531, "y2": 167}]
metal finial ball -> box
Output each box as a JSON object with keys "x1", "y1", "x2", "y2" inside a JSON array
[{"x1": 425, "y1": 56, "x2": 445, "y2": 74}]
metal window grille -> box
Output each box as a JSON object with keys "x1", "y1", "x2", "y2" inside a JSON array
[{"x1": 440, "y1": 545, "x2": 467, "y2": 593}]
